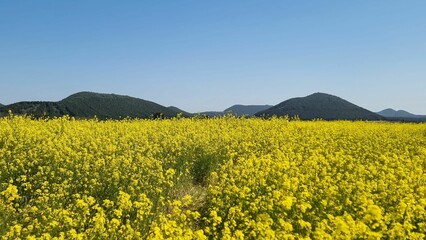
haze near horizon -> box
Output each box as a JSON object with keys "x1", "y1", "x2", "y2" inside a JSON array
[{"x1": 1, "y1": 1, "x2": 425, "y2": 114}]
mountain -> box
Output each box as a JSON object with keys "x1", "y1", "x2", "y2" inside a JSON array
[
  {"x1": 224, "y1": 105, "x2": 273, "y2": 116},
  {"x1": 0, "y1": 101, "x2": 66, "y2": 117},
  {"x1": 197, "y1": 111, "x2": 225, "y2": 117},
  {"x1": 167, "y1": 106, "x2": 193, "y2": 117},
  {"x1": 255, "y1": 93, "x2": 384, "y2": 120},
  {"x1": 377, "y1": 108, "x2": 421, "y2": 118},
  {"x1": 199, "y1": 105, "x2": 273, "y2": 117},
  {"x1": 377, "y1": 108, "x2": 426, "y2": 122},
  {"x1": 2, "y1": 91, "x2": 422, "y2": 121},
  {"x1": 0, "y1": 92, "x2": 182, "y2": 119},
  {"x1": 59, "y1": 92, "x2": 179, "y2": 118}
]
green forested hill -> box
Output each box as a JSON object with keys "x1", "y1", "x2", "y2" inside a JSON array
[
  {"x1": 255, "y1": 93, "x2": 384, "y2": 120},
  {"x1": 0, "y1": 92, "x2": 182, "y2": 119}
]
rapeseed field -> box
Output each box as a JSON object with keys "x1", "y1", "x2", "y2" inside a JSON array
[{"x1": 1, "y1": 115, "x2": 425, "y2": 239}]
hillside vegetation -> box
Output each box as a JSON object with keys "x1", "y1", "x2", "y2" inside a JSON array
[
  {"x1": 224, "y1": 105, "x2": 272, "y2": 116},
  {"x1": 0, "y1": 92, "x2": 180, "y2": 119},
  {"x1": 199, "y1": 105, "x2": 272, "y2": 117},
  {"x1": 377, "y1": 108, "x2": 426, "y2": 122},
  {"x1": 3, "y1": 92, "x2": 425, "y2": 121},
  {"x1": 256, "y1": 93, "x2": 384, "y2": 120},
  {"x1": 59, "y1": 92, "x2": 178, "y2": 119},
  {"x1": 167, "y1": 106, "x2": 193, "y2": 117}
]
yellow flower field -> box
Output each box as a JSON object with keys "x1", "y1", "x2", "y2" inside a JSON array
[{"x1": 1, "y1": 115, "x2": 425, "y2": 239}]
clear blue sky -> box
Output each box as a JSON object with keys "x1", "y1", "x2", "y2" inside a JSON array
[{"x1": 1, "y1": 1, "x2": 425, "y2": 113}]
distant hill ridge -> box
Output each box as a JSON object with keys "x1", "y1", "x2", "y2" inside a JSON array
[
  {"x1": 167, "y1": 106, "x2": 192, "y2": 117},
  {"x1": 200, "y1": 104, "x2": 272, "y2": 117},
  {"x1": 2, "y1": 91, "x2": 424, "y2": 121},
  {"x1": 377, "y1": 108, "x2": 422, "y2": 118},
  {"x1": 376, "y1": 108, "x2": 426, "y2": 122},
  {"x1": 198, "y1": 111, "x2": 225, "y2": 117},
  {"x1": 0, "y1": 91, "x2": 181, "y2": 119},
  {"x1": 255, "y1": 92, "x2": 384, "y2": 120},
  {"x1": 224, "y1": 105, "x2": 273, "y2": 116}
]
